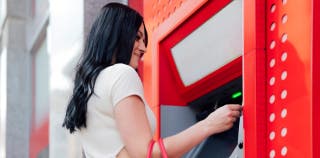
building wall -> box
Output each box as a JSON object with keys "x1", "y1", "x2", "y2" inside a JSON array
[
  {"x1": 0, "y1": 0, "x2": 6, "y2": 156},
  {"x1": 84, "y1": 0, "x2": 127, "y2": 38},
  {"x1": 0, "y1": 0, "x2": 151, "y2": 157},
  {"x1": 0, "y1": 0, "x2": 50, "y2": 157}
]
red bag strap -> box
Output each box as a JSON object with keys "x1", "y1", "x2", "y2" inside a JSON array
[
  {"x1": 146, "y1": 138, "x2": 168, "y2": 158},
  {"x1": 147, "y1": 139, "x2": 155, "y2": 158},
  {"x1": 158, "y1": 138, "x2": 168, "y2": 158}
]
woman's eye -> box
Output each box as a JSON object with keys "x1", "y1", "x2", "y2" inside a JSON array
[{"x1": 136, "y1": 35, "x2": 141, "y2": 41}]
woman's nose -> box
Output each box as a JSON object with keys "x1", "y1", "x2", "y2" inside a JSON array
[{"x1": 139, "y1": 40, "x2": 146, "y2": 52}]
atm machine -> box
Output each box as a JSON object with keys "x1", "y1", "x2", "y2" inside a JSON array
[
  {"x1": 161, "y1": 77, "x2": 243, "y2": 158},
  {"x1": 186, "y1": 77, "x2": 243, "y2": 158},
  {"x1": 159, "y1": 0, "x2": 243, "y2": 157},
  {"x1": 141, "y1": 0, "x2": 319, "y2": 157}
]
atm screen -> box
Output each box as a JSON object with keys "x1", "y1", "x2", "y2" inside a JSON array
[{"x1": 187, "y1": 76, "x2": 242, "y2": 158}]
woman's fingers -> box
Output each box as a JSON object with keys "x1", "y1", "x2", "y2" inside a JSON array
[
  {"x1": 227, "y1": 104, "x2": 242, "y2": 111},
  {"x1": 230, "y1": 110, "x2": 241, "y2": 118}
]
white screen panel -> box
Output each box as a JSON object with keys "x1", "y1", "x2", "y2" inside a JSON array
[{"x1": 171, "y1": 0, "x2": 243, "y2": 86}]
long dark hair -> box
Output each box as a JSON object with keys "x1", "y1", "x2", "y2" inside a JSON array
[{"x1": 62, "y1": 2, "x2": 148, "y2": 133}]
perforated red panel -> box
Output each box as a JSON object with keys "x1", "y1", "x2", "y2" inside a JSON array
[
  {"x1": 266, "y1": 0, "x2": 312, "y2": 157},
  {"x1": 243, "y1": 0, "x2": 317, "y2": 157}
]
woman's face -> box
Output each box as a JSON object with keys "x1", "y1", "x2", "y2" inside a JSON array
[{"x1": 129, "y1": 24, "x2": 146, "y2": 69}]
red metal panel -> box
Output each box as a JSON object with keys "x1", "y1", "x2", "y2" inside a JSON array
[
  {"x1": 266, "y1": 0, "x2": 312, "y2": 157},
  {"x1": 140, "y1": 0, "x2": 242, "y2": 138},
  {"x1": 128, "y1": 0, "x2": 143, "y2": 15},
  {"x1": 313, "y1": 0, "x2": 320, "y2": 157},
  {"x1": 243, "y1": 0, "x2": 267, "y2": 157},
  {"x1": 159, "y1": 0, "x2": 241, "y2": 104},
  {"x1": 243, "y1": 50, "x2": 267, "y2": 158}
]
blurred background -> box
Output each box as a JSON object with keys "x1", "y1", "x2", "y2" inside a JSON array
[{"x1": 0, "y1": 0, "x2": 127, "y2": 157}]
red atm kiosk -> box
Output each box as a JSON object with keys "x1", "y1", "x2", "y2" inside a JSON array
[
  {"x1": 158, "y1": 0, "x2": 243, "y2": 157},
  {"x1": 130, "y1": 0, "x2": 320, "y2": 157}
]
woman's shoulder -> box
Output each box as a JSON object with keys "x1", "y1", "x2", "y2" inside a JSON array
[
  {"x1": 112, "y1": 63, "x2": 135, "y2": 71},
  {"x1": 100, "y1": 63, "x2": 138, "y2": 79},
  {"x1": 110, "y1": 63, "x2": 136, "y2": 74}
]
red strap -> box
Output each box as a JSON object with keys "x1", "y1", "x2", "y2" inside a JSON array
[
  {"x1": 158, "y1": 138, "x2": 168, "y2": 158},
  {"x1": 147, "y1": 139, "x2": 155, "y2": 158}
]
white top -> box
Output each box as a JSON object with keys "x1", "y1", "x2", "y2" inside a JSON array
[{"x1": 79, "y1": 63, "x2": 156, "y2": 158}]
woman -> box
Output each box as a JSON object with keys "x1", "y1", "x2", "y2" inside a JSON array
[{"x1": 62, "y1": 2, "x2": 242, "y2": 158}]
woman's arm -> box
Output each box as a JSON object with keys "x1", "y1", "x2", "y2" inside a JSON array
[
  {"x1": 114, "y1": 95, "x2": 154, "y2": 157},
  {"x1": 156, "y1": 104, "x2": 241, "y2": 158},
  {"x1": 114, "y1": 95, "x2": 241, "y2": 158}
]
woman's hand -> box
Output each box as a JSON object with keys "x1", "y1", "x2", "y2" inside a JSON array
[{"x1": 204, "y1": 104, "x2": 242, "y2": 135}]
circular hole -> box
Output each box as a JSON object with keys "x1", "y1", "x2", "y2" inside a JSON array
[
  {"x1": 270, "y1": 149, "x2": 276, "y2": 158},
  {"x1": 281, "y1": 108, "x2": 287, "y2": 118},
  {"x1": 270, "y1": 40, "x2": 276, "y2": 50},
  {"x1": 269, "y1": 95, "x2": 276, "y2": 104},
  {"x1": 269, "y1": 113, "x2": 276, "y2": 122},
  {"x1": 281, "y1": 33, "x2": 288, "y2": 43},
  {"x1": 269, "y1": 131, "x2": 276, "y2": 140},
  {"x1": 179, "y1": 0, "x2": 183, "y2": 6},
  {"x1": 281, "y1": 52, "x2": 288, "y2": 62},
  {"x1": 167, "y1": 12, "x2": 171, "y2": 17},
  {"x1": 282, "y1": 0, "x2": 288, "y2": 5},
  {"x1": 281, "y1": 146, "x2": 288, "y2": 156},
  {"x1": 163, "y1": 5, "x2": 167, "y2": 11},
  {"x1": 168, "y1": 10, "x2": 172, "y2": 17},
  {"x1": 281, "y1": 71, "x2": 288, "y2": 80},
  {"x1": 282, "y1": 14, "x2": 288, "y2": 24},
  {"x1": 269, "y1": 77, "x2": 276, "y2": 86},
  {"x1": 270, "y1": 4, "x2": 276, "y2": 13},
  {"x1": 173, "y1": 5, "x2": 177, "y2": 12},
  {"x1": 270, "y1": 58, "x2": 276, "y2": 68},
  {"x1": 270, "y1": 22, "x2": 276, "y2": 31},
  {"x1": 162, "y1": 17, "x2": 166, "y2": 22},
  {"x1": 281, "y1": 128, "x2": 287, "y2": 137},
  {"x1": 281, "y1": 90, "x2": 287, "y2": 99}
]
